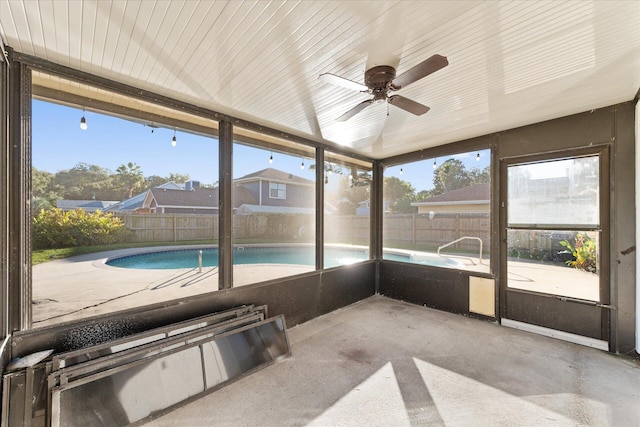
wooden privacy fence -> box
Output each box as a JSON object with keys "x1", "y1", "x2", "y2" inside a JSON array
[
  {"x1": 118, "y1": 213, "x2": 314, "y2": 243},
  {"x1": 325, "y1": 215, "x2": 370, "y2": 244},
  {"x1": 382, "y1": 213, "x2": 490, "y2": 252},
  {"x1": 118, "y1": 213, "x2": 490, "y2": 252},
  {"x1": 118, "y1": 214, "x2": 219, "y2": 242}
]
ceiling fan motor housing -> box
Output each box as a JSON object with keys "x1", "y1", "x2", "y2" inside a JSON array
[{"x1": 365, "y1": 65, "x2": 396, "y2": 91}]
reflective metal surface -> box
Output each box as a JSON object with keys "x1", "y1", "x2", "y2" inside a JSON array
[
  {"x1": 1, "y1": 362, "x2": 51, "y2": 427},
  {"x1": 51, "y1": 305, "x2": 262, "y2": 371},
  {"x1": 2, "y1": 305, "x2": 285, "y2": 427},
  {"x1": 50, "y1": 312, "x2": 265, "y2": 387},
  {"x1": 51, "y1": 316, "x2": 289, "y2": 426}
]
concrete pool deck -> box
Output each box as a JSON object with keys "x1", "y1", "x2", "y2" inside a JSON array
[
  {"x1": 32, "y1": 247, "x2": 313, "y2": 326},
  {"x1": 32, "y1": 247, "x2": 599, "y2": 327}
]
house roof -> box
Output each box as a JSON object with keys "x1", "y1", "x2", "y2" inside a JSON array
[
  {"x1": 234, "y1": 168, "x2": 314, "y2": 186},
  {"x1": 412, "y1": 183, "x2": 490, "y2": 206},
  {"x1": 107, "y1": 182, "x2": 184, "y2": 212},
  {"x1": 56, "y1": 200, "x2": 118, "y2": 210},
  {"x1": 148, "y1": 187, "x2": 218, "y2": 208},
  {"x1": 145, "y1": 185, "x2": 262, "y2": 209},
  {"x1": 233, "y1": 186, "x2": 258, "y2": 207}
]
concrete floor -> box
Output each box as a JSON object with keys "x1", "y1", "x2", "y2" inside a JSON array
[{"x1": 144, "y1": 296, "x2": 640, "y2": 427}]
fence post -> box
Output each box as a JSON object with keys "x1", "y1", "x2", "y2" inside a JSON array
[
  {"x1": 412, "y1": 214, "x2": 416, "y2": 245},
  {"x1": 173, "y1": 214, "x2": 177, "y2": 242}
]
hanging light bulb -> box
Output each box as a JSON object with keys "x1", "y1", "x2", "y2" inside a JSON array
[
  {"x1": 476, "y1": 152, "x2": 480, "y2": 161},
  {"x1": 433, "y1": 159, "x2": 437, "y2": 169},
  {"x1": 300, "y1": 159, "x2": 305, "y2": 170},
  {"x1": 171, "y1": 130, "x2": 177, "y2": 147},
  {"x1": 269, "y1": 152, "x2": 273, "y2": 164},
  {"x1": 327, "y1": 164, "x2": 332, "y2": 175},
  {"x1": 400, "y1": 168, "x2": 404, "y2": 175},
  {"x1": 325, "y1": 175, "x2": 329, "y2": 184},
  {"x1": 80, "y1": 108, "x2": 87, "y2": 130}
]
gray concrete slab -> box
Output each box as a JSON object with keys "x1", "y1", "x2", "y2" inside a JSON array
[
  {"x1": 33, "y1": 247, "x2": 598, "y2": 327},
  {"x1": 144, "y1": 296, "x2": 640, "y2": 427},
  {"x1": 31, "y1": 247, "x2": 313, "y2": 326}
]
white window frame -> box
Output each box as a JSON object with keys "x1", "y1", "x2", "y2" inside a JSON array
[{"x1": 269, "y1": 182, "x2": 286, "y2": 199}]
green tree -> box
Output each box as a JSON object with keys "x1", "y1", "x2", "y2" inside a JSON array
[
  {"x1": 32, "y1": 168, "x2": 61, "y2": 214},
  {"x1": 469, "y1": 166, "x2": 490, "y2": 185},
  {"x1": 32, "y1": 196, "x2": 53, "y2": 215},
  {"x1": 415, "y1": 189, "x2": 434, "y2": 201},
  {"x1": 116, "y1": 162, "x2": 145, "y2": 198},
  {"x1": 32, "y1": 167, "x2": 54, "y2": 198},
  {"x1": 53, "y1": 163, "x2": 117, "y2": 200},
  {"x1": 384, "y1": 176, "x2": 416, "y2": 213},
  {"x1": 167, "y1": 172, "x2": 190, "y2": 184},
  {"x1": 433, "y1": 159, "x2": 471, "y2": 194},
  {"x1": 144, "y1": 175, "x2": 169, "y2": 190}
]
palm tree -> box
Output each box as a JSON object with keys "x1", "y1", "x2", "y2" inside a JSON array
[{"x1": 116, "y1": 162, "x2": 145, "y2": 198}]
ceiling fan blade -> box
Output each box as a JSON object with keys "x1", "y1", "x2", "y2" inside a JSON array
[
  {"x1": 319, "y1": 73, "x2": 368, "y2": 92},
  {"x1": 388, "y1": 95, "x2": 430, "y2": 115},
  {"x1": 391, "y1": 54, "x2": 448, "y2": 90},
  {"x1": 336, "y1": 99, "x2": 375, "y2": 121}
]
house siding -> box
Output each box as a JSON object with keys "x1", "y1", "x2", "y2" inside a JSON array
[{"x1": 259, "y1": 180, "x2": 313, "y2": 208}]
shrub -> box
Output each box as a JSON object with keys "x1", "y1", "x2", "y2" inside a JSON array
[
  {"x1": 32, "y1": 208, "x2": 132, "y2": 249},
  {"x1": 559, "y1": 233, "x2": 597, "y2": 273}
]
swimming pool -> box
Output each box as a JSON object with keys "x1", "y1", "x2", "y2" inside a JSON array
[{"x1": 105, "y1": 246, "x2": 465, "y2": 270}]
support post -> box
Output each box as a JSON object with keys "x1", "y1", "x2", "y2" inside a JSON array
[
  {"x1": 315, "y1": 148, "x2": 323, "y2": 270},
  {"x1": 7, "y1": 57, "x2": 32, "y2": 332},
  {"x1": 371, "y1": 160, "x2": 383, "y2": 294},
  {"x1": 218, "y1": 120, "x2": 233, "y2": 290}
]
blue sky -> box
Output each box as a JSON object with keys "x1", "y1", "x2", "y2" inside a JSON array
[{"x1": 32, "y1": 99, "x2": 490, "y2": 192}]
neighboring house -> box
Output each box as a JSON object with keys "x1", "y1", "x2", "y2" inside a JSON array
[
  {"x1": 411, "y1": 183, "x2": 490, "y2": 214},
  {"x1": 142, "y1": 181, "x2": 218, "y2": 214},
  {"x1": 56, "y1": 199, "x2": 119, "y2": 212},
  {"x1": 233, "y1": 168, "x2": 314, "y2": 209},
  {"x1": 355, "y1": 200, "x2": 370, "y2": 216},
  {"x1": 106, "y1": 181, "x2": 184, "y2": 212},
  {"x1": 139, "y1": 170, "x2": 314, "y2": 215}
]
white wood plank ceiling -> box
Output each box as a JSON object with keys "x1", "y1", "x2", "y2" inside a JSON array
[{"x1": 1, "y1": 1, "x2": 639, "y2": 159}]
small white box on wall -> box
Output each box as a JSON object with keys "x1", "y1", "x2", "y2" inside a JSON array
[{"x1": 469, "y1": 276, "x2": 495, "y2": 317}]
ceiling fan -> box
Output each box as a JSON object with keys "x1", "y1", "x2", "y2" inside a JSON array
[{"x1": 319, "y1": 54, "x2": 448, "y2": 121}]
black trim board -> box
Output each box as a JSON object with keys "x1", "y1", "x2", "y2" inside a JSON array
[
  {"x1": 505, "y1": 290, "x2": 602, "y2": 340},
  {"x1": 379, "y1": 261, "x2": 475, "y2": 315},
  {"x1": 11, "y1": 262, "x2": 375, "y2": 358}
]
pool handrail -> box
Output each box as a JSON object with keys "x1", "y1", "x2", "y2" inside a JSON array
[{"x1": 437, "y1": 236, "x2": 483, "y2": 265}]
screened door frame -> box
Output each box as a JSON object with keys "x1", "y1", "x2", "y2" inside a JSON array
[{"x1": 498, "y1": 144, "x2": 611, "y2": 344}]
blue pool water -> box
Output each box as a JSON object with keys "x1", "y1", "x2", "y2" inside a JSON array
[{"x1": 106, "y1": 246, "x2": 463, "y2": 270}]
